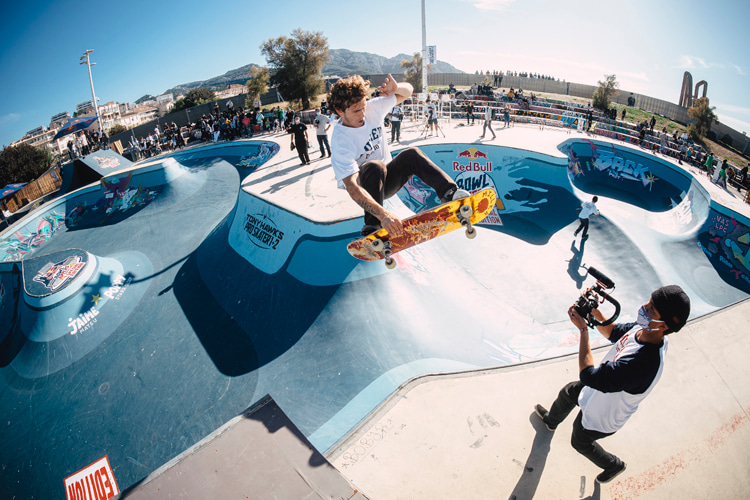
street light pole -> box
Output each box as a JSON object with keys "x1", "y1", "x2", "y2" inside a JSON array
[
  {"x1": 80, "y1": 49, "x2": 101, "y2": 127},
  {"x1": 421, "y1": 0, "x2": 428, "y2": 96}
]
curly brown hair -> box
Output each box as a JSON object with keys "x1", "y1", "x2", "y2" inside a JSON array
[{"x1": 327, "y1": 75, "x2": 370, "y2": 114}]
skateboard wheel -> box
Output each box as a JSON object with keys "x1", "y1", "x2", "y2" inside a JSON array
[
  {"x1": 371, "y1": 238, "x2": 384, "y2": 251},
  {"x1": 465, "y1": 227, "x2": 477, "y2": 239},
  {"x1": 460, "y1": 204, "x2": 473, "y2": 217},
  {"x1": 385, "y1": 258, "x2": 397, "y2": 269}
]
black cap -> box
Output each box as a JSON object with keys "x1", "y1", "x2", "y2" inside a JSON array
[{"x1": 651, "y1": 285, "x2": 691, "y2": 333}]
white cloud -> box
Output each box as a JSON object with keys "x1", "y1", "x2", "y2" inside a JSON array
[
  {"x1": 0, "y1": 113, "x2": 21, "y2": 127},
  {"x1": 619, "y1": 71, "x2": 649, "y2": 82},
  {"x1": 461, "y1": 0, "x2": 517, "y2": 11},
  {"x1": 716, "y1": 114, "x2": 750, "y2": 137},
  {"x1": 676, "y1": 55, "x2": 728, "y2": 71},
  {"x1": 731, "y1": 63, "x2": 746, "y2": 76},
  {"x1": 713, "y1": 103, "x2": 750, "y2": 116}
]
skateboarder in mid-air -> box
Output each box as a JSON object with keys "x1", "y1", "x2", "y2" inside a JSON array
[{"x1": 327, "y1": 74, "x2": 468, "y2": 237}]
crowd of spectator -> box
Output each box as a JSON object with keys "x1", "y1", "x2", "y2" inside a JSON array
[
  {"x1": 127, "y1": 101, "x2": 305, "y2": 159},
  {"x1": 66, "y1": 129, "x2": 109, "y2": 160}
]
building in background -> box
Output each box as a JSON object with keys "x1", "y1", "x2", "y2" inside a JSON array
[
  {"x1": 98, "y1": 101, "x2": 121, "y2": 132},
  {"x1": 76, "y1": 100, "x2": 96, "y2": 116},
  {"x1": 216, "y1": 84, "x2": 247, "y2": 100},
  {"x1": 50, "y1": 111, "x2": 71, "y2": 126}
]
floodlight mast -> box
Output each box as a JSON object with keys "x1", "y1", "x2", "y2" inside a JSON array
[
  {"x1": 80, "y1": 49, "x2": 101, "y2": 125},
  {"x1": 421, "y1": 0, "x2": 428, "y2": 95}
]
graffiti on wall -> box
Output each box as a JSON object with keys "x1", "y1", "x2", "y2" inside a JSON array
[
  {"x1": 397, "y1": 146, "x2": 571, "y2": 228},
  {"x1": 563, "y1": 139, "x2": 688, "y2": 212},
  {"x1": 514, "y1": 109, "x2": 579, "y2": 128},
  {"x1": 237, "y1": 142, "x2": 281, "y2": 171},
  {"x1": 698, "y1": 211, "x2": 750, "y2": 292},
  {"x1": 0, "y1": 211, "x2": 66, "y2": 262},
  {"x1": 67, "y1": 172, "x2": 159, "y2": 228}
]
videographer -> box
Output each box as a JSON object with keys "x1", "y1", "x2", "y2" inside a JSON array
[{"x1": 534, "y1": 284, "x2": 690, "y2": 484}]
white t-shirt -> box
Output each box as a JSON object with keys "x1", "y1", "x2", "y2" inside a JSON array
[
  {"x1": 579, "y1": 201, "x2": 599, "y2": 219},
  {"x1": 579, "y1": 325, "x2": 667, "y2": 433},
  {"x1": 330, "y1": 95, "x2": 395, "y2": 189},
  {"x1": 314, "y1": 114, "x2": 330, "y2": 135}
]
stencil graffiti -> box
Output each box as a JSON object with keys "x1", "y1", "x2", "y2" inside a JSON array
[
  {"x1": 0, "y1": 211, "x2": 66, "y2": 262},
  {"x1": 237, "y1": 142, "x2": 281, "y2": 171},
  {"x1": 67, "y1": 172, "x2": 159, "y2": 227},
  {"x1": 698, "y1": 211, "x2": 750, "y2": 292}
]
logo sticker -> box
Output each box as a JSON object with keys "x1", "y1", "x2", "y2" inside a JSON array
[
  {"x1": 33, "y1": 255, "x2": 86, "y2": 292},
  {"x1": 454, "y1": 148, "x2": 492, "y2": 172},
  {"x1": 94, "y1": 156, "x2": 121, "y2": 169},
  {"x1": 244, "y1": 213, "x2": 285, "y2": 250},
  {"x1": 64, "y1": 456, "x2": 119, "y2": 500}
]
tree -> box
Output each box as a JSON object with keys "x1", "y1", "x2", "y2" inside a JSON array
[
  {"x1": 245, "y1": 66, "x2": 269, "y2": 108},
  {"x1": 108, "y1": 124, "x2": 127, "y2": 136},
  {"x1": 592, "y1": 74, "x2": 619, "y2": 110},
  {"x1": 0, "y1": 143, "x2": 53, "y2": 187},
  {"x1": 261, "y1": 29, "x2": 328, "y2": 110},
  {"x1": 687, "y1": 97, "x2": 716, "y2": 141},
  {"x1": 172, "y1": 87, "x2": 216, "y2": 112},
  {"x1": 401, "y1": 53, "x2": 430, "y2": 92}
]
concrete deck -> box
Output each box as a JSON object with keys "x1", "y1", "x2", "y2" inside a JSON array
[{"x1": 328, "y1": 298, "x2": 750, "y2": 500}]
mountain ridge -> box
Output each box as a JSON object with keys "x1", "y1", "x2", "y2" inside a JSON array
[{"x1": 162, "y1": 48, "x2": 465, "y2": 96}]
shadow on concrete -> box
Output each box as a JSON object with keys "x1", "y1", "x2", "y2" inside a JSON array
[{"x1": 507, "y1": 413, "x2": 554, "y2": 500}]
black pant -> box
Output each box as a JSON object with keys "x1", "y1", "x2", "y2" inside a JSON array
[
  {"x1": 574, "y1": 217, "x2": 590, "y2": 237},
  {"x1": 358, "y1": 147, "x2": 456, "y2": 228},
  {"x1": 391, "y1": 121, "x2": 401, "y2": 141},
  {"x1": 296, "y1": 140, "x2": 310, "y2": 164},
  {"x1": 546, "y1": 381, "x2": 623, "y2": 472},
  {"x1": 317, "y1": 135, "x2": 331, "y2": 156}
]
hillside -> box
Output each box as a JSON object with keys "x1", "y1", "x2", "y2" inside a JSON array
[
  {"x1": 162, "y1": 49, "x2": 464, "y2": 95},
  {"x1": 323, "y1": 48, "x2": 464, "y2": 76}
]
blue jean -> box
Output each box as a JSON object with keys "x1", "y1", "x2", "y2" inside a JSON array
[{"x1": 317, "y1": 134, "x2": 331, "y2": 156}]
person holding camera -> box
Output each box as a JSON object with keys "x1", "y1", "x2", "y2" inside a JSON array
[{"x1": 534, "y1": 285, "x2": 691, "y2": 484}]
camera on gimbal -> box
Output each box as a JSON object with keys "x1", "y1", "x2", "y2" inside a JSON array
[{"x1": 573, "y1": 267, "x2": 621, "y2": 328}]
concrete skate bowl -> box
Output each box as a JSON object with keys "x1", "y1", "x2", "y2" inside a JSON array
[{"x1": 1, "y1": 138, "x2": 749, "y2": 499}]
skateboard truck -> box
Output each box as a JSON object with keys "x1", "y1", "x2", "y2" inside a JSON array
[
  {"x1": 370, "y1": 239, "x2": 396, "y2": 269},
  {"x1": 458, "y1": 203, "x2": 476, "y2": 239}
]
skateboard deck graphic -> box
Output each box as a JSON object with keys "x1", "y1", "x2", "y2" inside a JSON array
[{"x1": 347, "y1": 188, "x2": 497, "y2": 268}]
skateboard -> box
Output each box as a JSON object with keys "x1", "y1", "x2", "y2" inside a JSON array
[{"x1": 347, "y1": 188, "x2": 497, "y2": 269}]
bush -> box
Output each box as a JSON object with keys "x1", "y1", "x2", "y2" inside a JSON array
[
  {"x1": 721, "y1": 134, "x2": 734, "y2": 147},
  {"x1": 0, "y1": 143, "x2": 53, "y2": 186},
  {"x1": 108, "y1": 124, "x2": 127, "y2": 135}
]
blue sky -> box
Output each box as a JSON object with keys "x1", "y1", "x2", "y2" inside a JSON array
[{"x1": 1, "y1": 0, "x2": 749, "y2": 148}]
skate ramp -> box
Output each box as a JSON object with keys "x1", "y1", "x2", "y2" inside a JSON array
[{"x1": 0, "y1": 136, "x2": 749, "y2": 498}]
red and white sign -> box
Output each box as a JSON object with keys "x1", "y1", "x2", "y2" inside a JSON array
[{"x1": 64, "y1": 456, "x2": 119, "y2": 500}]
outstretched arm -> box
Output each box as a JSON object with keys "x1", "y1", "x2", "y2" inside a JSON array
[{"x1": 377, "y1": 74, "x2": 413, "y2": 105}]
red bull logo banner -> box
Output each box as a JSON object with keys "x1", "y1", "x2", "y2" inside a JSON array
[
  {"x1": 454, "y1": 147, "x2": 493, "y2": 172},
  {"x1": 455, "y1": 171, "x2": 504, "y2": 226}
]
